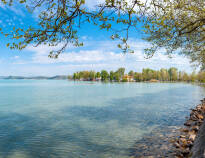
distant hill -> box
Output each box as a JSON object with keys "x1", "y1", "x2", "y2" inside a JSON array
[
  {"x1": 0, "y1": 75, "x2": 68, "y2": 80},
  {"x1": 48, "y1": 76, "x2": 68, "y2": 80}
]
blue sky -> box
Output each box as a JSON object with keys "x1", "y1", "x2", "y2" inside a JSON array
[{"x1": 0, "y1": 1, "x2": 195, "y2": 76}]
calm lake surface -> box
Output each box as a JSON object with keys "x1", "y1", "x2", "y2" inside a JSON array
[{"x1": 0, "y1": 80, "x2": 204, "y2": 158}]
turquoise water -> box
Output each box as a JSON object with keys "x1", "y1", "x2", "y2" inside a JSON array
[{"x1": 0, "y1": 80, "x2": 204, "y2": 158}]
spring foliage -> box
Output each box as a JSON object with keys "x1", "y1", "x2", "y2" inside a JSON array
[
  {"x1": 0, "y1": 0, "x2": 204, "y2": 68},
  {"x1": 143, "y1": 0, "x2": 205, "y2": 69}
]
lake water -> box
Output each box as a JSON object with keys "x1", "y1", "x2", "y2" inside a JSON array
[{"x1": 0, "y1": 80, "x2": 204, "y2": 158}]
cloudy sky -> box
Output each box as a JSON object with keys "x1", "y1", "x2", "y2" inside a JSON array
[{"x1": 0, "y1": 1, "x2": 195, "y2": 76}]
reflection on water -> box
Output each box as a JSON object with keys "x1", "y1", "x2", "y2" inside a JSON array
[{"x1": 0, "y1": 80, "x2": 204, "y2": 158}]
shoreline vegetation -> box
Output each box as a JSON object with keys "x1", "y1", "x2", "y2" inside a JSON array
[{"x1": 70, "y1": 67, "x2": 205, "y2": 83}]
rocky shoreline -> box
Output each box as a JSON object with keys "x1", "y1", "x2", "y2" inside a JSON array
[
  {"x1": 174, "y1": 98, "x2": 205, "y2": 158},
  {"x1": 130, "y1": 98, "x2": 205, "y2": 158},
  {"x1": 129, "y1": 126, "x2": 181, "y2": 158}
]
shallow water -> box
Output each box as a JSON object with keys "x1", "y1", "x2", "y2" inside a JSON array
[{"x1": 0, "y1": 80, "x2": 204, "y2": 158}]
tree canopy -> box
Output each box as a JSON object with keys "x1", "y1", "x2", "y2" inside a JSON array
[
  {"x1": 1, "y1": 0, "x2": 146, "y2": 57},
  {"x1": 0, "y1": 0, "x2": 204, "y2": 68},
  {"x1": 143, "y1": 0, "x2": 205, "y2": 69}
]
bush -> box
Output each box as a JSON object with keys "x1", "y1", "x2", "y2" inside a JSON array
[{"x1": 122, "y1": 78, "x2": 128, "y2": 82}]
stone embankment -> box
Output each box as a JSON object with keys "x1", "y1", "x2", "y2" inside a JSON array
[{"x1": 174, "y1": 98, "x2": 205, "y2": 158}]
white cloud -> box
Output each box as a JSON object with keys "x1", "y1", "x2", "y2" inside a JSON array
[
  {"x1": 47, "y1": 51, "x2": 122, "y2": 64},
  {"x1": 81, "y1": 36, "x2": 88, "y2": 40},
  {"x1": 26, "y1": 43, "x2": 75, "y2": 55},
  {"x1": 7, "y1": 51, "x2": 193, "y2": 76},
  {"x1": 9, "y1": 6, "x2": 25, "y2": 17},
  {"x1": 21, "y1": 39, "x2": 194, "y2": 76},
  {"x1": 26, "y1": 44, "x2": 124, "y2": 64},
  {"x1": 84, "y1": 0, "x2": 153, "y2": 13},
  {"x1": 84, "y1": 0, "x2": 105, "y2": 9},
  {"x1": 0, "y1": 2, "x2": 25, "y2": 16},
  {"x1": 0, "y1": 2, "x2": 5, "y2": 9},
  {"x1": 14, "y1": 56, "x2": 19, "y2": 59}
]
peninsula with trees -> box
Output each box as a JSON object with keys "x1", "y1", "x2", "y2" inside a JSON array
[{"x1": 71, "y1": 67, "x2": 205, "y2": 83}]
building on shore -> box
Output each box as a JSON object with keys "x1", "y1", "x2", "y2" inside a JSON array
[{"x1": 123, "y1": 75, "x2": 134, "y2": 82}]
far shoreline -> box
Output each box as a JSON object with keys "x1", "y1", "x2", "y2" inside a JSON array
[{"x1": 1, "y1": 77, "x2": 205, "y2": 85}]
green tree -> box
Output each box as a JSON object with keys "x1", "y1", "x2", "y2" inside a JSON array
[
  {"x1": 156, "y1": 71, "x2": 161, "y2": 80},
  {"x1": 116, "y1": 68, "x2": 125, "y2": 80},
  {"x1": 79, "y1": 71, "x2": 84, "y2": 79},
  {"x1": 198, "y1": 71, "x2": 205, "y2": 82},
  {"x1": 96, "y1": 72, "x2": 101, "y2": 78},
  {"x1": 82, "y1": 71, "x2": 90, "y2": 80},
  {"x1": 128, "y1": 70, "x2": 134, "y2": 77},
  {"x1": 101, "y1": 70, "x2": 109, "y2": 81},
  {"x1": 182, "y1": 72, "x2": 190, "y2": 82},
  {"x1": 110, "y1": 71, "x2": 114, "y2": 81},
  {"x1": 142, "y1": 68, "x2": 155, "y2": 81},
  {"x1": 114, "y1": 72, "x2": 120, "y2": 82},
  {"x1": 168, "y1": 68, "x2": 178, "y2": 81},
  {"x1": 134, "y1": 72, "x2": 143, "y2": 82},
  {"x1": 178, "y1": 71, "x2": 183, "y2": 82},
  {"x1": 160, "y1": 68, "x2": 169, "y2": 81},
  {"x1": 122, "y1": 78, "x2": 128, "y2": 82},
  {"x1": 89, "y1": 71, "x2": 96, "y2": 81},
  {"x1": 190, "y1": 71, "x2": 197, "y2": 82},
  {"x1": 73, "y1": 73, "x2": 78, "y2": 80},
  {"x1": 144, "y1": 0, "x2": 205, "y2": 69}
]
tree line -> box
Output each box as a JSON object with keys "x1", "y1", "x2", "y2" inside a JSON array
[{"x1": 69, "y1": 68, "x2": 205, "y2": 83}]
